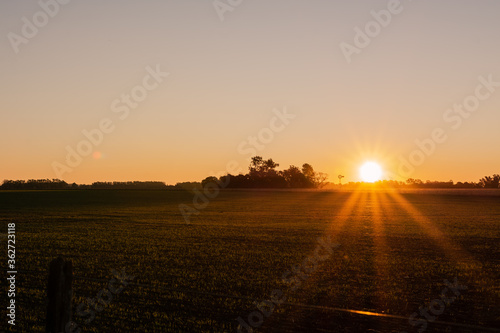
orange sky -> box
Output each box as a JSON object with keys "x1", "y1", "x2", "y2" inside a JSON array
[{"x1": 1, "y1": 1, "x2": 499, "y2": 184}]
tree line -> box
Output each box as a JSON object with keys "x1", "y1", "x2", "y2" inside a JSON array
[
  {"x1": 0, "y1": 179, "x2": 172, "y2": 190},
  {"x1": 1, "y1": 158, "x2": 499, "y2": 190},
  {"x1": 403, "y1": 176, "x2": 500, "y2": 188},
  {"x1": 328, "y1": 175, "x2": 500, "y2": 189},
  {"x1": 337, "y1": 178, "x2": 498, "y2": 189}
]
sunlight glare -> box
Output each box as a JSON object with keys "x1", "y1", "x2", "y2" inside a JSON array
[{"x1": 360, "y1": 161, "x2": 382, "y2": 183}]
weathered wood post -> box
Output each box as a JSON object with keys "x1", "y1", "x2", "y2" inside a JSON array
[{"x1": 46, "y1": 257, "x2": 73, "y2": 333}]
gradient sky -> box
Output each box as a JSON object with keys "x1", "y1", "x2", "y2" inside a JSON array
[{"x1": 1, "y1": 0, "x2": 499, "y2": 184}]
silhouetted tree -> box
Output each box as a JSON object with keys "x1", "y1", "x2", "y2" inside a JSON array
[
  {"x1": 301, "y1": 163, "x2": 328, "y2": 188},
  {"x1": 248, "y1": 156, "x2": 286, "y2": 187},
  {"x1": 406, "y1": 178, "x2": 424, "y2": 187},
  {"x1": 221, "y1": 174, "x2": 252, "y2": 188},
  {"x1": 301, "y1": 163, "x2": 315, "y2": 187},
  {"x1": 281, "y1": 165, "x2": 309, "y2": 188},
  {"x1": 201, "y1": 176, "x2": 219, "y2": 188},
  {"x1": 479, "y1": 174, "x2": 500, "y2": 188},
  {"x1": 316, "y1": 172, "x2": 328, "y2": 188}
]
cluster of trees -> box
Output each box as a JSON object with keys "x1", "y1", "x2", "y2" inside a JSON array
[
  {"x1": 479, "y1": 174, "x2": 500, "y2": 188},
  {"x1": 203, "y1": 156, "x2": 328, "y2": 189},
  {"x1": 0, "y1": 179, "x2": 190, "y2": 190},
  {"x1": 332, "y1": 175, "x2": 500, "y2": 189},
  {"x1": 405, "y1": 179, "x2": 459, "y2": 188},
  {"x1": 1, "y1": 179, "x2": 71, "y2": 190},
  {"x1": 88, "y1": 181, "x2": 169, "y2": 189},
  {"x1": 405, "y1": 175, "x2": 500, "y2": 188}
]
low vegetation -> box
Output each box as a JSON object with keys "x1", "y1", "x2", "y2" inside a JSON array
[{"x1": 1, "y1": 189, "x2": 499, "y2": 332}]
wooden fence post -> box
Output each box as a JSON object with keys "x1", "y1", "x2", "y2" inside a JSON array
[{"x1": 46, "y1": 257, "x2": 73, "y2": 333}]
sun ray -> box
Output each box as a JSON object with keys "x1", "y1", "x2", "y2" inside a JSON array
[
  {"x1": 369, "y1": 190, "x2": 393, "y2": 313},
  {"x1": 385, "y1": 190, "x2": 497, "y2": 291},
  {"x1": 260, "y1": 189, "x2": 365, "y2": 329},
  {"x1": 325, "y1": 187, "x2": 364, "y2": 238}
]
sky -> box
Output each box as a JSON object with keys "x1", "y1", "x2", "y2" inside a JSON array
[{"x1": 1, "y1": 0, "x2": 499, "y2": 184}]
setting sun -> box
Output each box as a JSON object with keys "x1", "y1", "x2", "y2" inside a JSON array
[{"x1": 360, "y1": 161, "x2": 383, "y2": 183}]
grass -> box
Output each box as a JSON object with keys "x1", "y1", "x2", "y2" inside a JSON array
[{"x1": 1, "y1": 189, "x2": 499, "y2": 332}]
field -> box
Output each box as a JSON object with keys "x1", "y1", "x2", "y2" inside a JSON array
[{"x1": 1, "y1": 189, "x2": 500, "y2": 332}]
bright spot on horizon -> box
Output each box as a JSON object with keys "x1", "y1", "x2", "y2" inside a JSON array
[
  {"x1": 360, "y1": 161, "x2": 382, "y2": 183},
  {"x1": 93, "y1": 151, "x2": 102, "y2": 160}
]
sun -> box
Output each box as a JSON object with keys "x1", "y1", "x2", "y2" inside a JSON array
[{"x1": 360, "y1": 161, "x2": 383, "y2": 183}]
